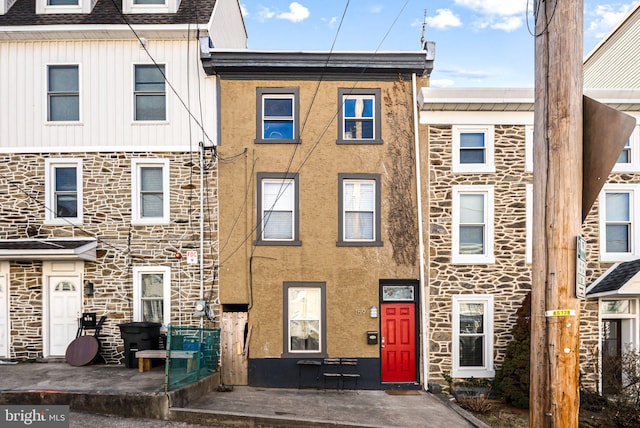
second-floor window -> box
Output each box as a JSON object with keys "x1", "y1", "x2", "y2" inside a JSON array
[
  {"x1": 599, "y1": 184, "x2": 640, "y2": 262},
  {"x1": 452, "y1": 125, "x2": 495, "y2": 173},
  {"x1": 134, "y1": 65, "x2": 166, "y2": 121},
  {"x1": 47, "y1": 65, "x2": 79, "y2": 122},
  {"x1": 338, "y1": 174, "x2": 381, "y2": 246},
  {"x1": 256, "y1": 88, "x2": 299, "y2": 143},
  {"x1": 45, "y1": 159, "x2": 83, "y2": 225},
  {"x1": 613, "y1": 126, "x2": 640, "y2": 172},
  {"x1": 132, "y1": 159, "x2": 170, "y2": 225},
  {"x1": 256, "y1": 173, "x2": 300, "y2": 245},
  {"x1": 452, "y1": 185, "x2": 495, "y2": 264}
]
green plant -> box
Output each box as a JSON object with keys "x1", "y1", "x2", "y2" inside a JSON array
[
  {"x1": 457, "y1": 394, "x2": 493, "y2": 414},
  {"x1": 494, "y1": 293, "x2": 531, "y2": 409}
]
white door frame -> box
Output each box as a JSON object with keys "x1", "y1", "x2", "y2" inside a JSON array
[
  {"x1": 0, "y1": 261, "x2": 9, "y2": 358},
  {"x1": 42, "y1": 261, "x2": 84, "y2": 357}
]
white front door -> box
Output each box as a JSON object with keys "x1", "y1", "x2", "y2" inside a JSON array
[
  {"x1": 0, "y1": 274, "x2": 7, "y2": 358},
  {"x1": 48, "y1": 276, "x2": 81, "y2": 356}
]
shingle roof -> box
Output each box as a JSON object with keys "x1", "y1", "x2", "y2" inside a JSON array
[
  {"x1": 587, "y1": 258, "x2": 640, "y2": 295},
  {"x1": 0, "y1": 0, "x2": 215, "y2": 26},
  {"x1": 0, "y1": 238, "x2": 97, "y2": 261}
]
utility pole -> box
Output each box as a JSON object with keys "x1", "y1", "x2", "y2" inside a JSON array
[{"x1": 531, "y1": 0, "x2": 583, "y2": 426}]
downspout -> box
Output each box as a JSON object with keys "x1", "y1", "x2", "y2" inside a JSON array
[
  {"x1": 412, "y1": 73, "x2": 428, "y2": 390},
  {"x1": 199, "y1": 142, "x2": 205, "y2": 328}
]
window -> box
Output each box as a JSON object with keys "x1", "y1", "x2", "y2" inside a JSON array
[
  {"x1": 599, "y1": 184, "x2": 640, "y2": 262},
  {"x1": 134, "y1": 64, "x2": 166, "y2": 121},
  {"x1": 283, "y1": 282, "x2": 326, "y2": 357},
  {"x1": 255, "y1": 88, "x2": 299, "y2": 143},
  {"x1": 45, "y1": 159, "x2": 83, "y2": 225},
  {"x1": 525, "y1": 125, "x2": 534, "y2": 172},
  {"x1": 613, "y1": 126, "x2": 640, "y2": 172},
  {"x1": 133, "y1": 266, "x2": 171, "y2": 328},
  {"x1": 131, "y1": 159, "x2": 170, "y2": 225},
  {"x1": 36, "y1": 0, "x2": 93, "y2": 14},
  {"x1": 452, "y1": 125, "x2": 495, "y2": 173},
  {"x1": 338, "y1": 88, "x2": 382, "y2": 144},
  {"x1": 47, "y1": 65, "x2": 79, "y2": 122},
  {"x1": 256, "y1": 173, "x2": 300, "y2": 245},
  {"x1": 122, "y1": 0, "x2": 179, "y2": 13},
  {"x1": 452, "y1": 295, "x2": 495, "y2": 378},
  {"x1": 526, "y1": 184, "x2": 533, "y2": 263},
  {"x1": 452, "y1": 185, "x2": 495, "y2": 264},
  {"x1": 338, "y1": 174, "x2": 382, "y2": 246}
]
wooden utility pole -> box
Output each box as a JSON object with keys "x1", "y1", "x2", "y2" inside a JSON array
[{"x1": 531, "y1": 0, "x2": 583, "y2": 427}]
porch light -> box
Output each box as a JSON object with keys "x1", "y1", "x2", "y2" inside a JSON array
[
  {"x1": 370, "y1": 305, "x2": 378, "y2": 318},
  {"x1": 84, "y1": 281, "x2": 94, "y2": 297}
]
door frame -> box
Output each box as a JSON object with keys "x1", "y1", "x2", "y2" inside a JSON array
[
  {"x1": 42, "y1": 261, "x2": 84, "y2": 357},
  {"x1": 0, "y1": 261, "x2": 9, "y2": 358},
  {"x1": 379, "y1": 279, "x2": 420, "y2": 384}
]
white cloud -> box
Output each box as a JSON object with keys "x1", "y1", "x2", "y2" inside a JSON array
[
  {"x1": 321, "y1": 16, "x2": 338, "y2": 27},
  {"x1": 370, "y1": 4, "x2": 383, "y2": 14},
  {"x1": 427, "y1": 9, "x2": 462, "y2": 30},
  {"x1": 257, "y1": 5, "x2": 276, "y2": 21},
  {"x1": 277, "y1": 2, "x2": 310, "y2": 23},
  {"x1": 429, "y1": 78, "x2": 456, "y2": 88},
  {"x1": 587, "y1": 3, "x2": 634, "y2": 38},
  {"x1": 240, "y1": 3, "x2": 247, "y2": 17},
  {"x1": 491, "y1": 16, "x2": 522, "y2": 32},
  {"x1": 453, "y1": 0, "x2": 526, "y2": 16}
]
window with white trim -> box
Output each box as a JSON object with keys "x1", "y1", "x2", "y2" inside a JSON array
[
  {"x1": 122, "y1": 0, "x2": 180, "y2": 14},
  {"x1": 526, "y1": 184, "x2": 533, "y2": 264},
  {"x1": 283, "y1": 282, "x2": 326, "y2": 357},
  {"x1": 338, "y1": 174, "x2": 382, "y2": 246},
  {"x1": 452, "y1": 125, "x2": 495, "y2": 173},
  {"x1": 36, "y1": 0, "x2": 93, "y2": 14},
  {"x1": 452, "y1": 294, "x2": 495, "y2": 378},
  {"x1": 525, "y1": 125, "x2": 534, "y2": 172},
  {"x1": 452, "y1": 185, "x2": 495, "y2": 264},
  {"x1": 613, "y1": 126, "x2": 640, "y2": 172},
  {"x1": 47, "y1": 65, "x2": 79, "y2": 122},
  {"x1": 599, "y1": 184, "x2": 640, "y2": 262},
  {"x1": 133, "y1": 266, "x2": 171, "y2": 329},
  {"x1": 256, "y1": 88, "x2": 299, "y2": 143},
  {"x1": 256, "y1": 173, "x2": 300, "y2": 245},
  {"x1": 134, "y1": 64, "x2": 166, "y2": 121},
  {"x1": 45, "y1": 159, "x2": 83, "y2": 225},
  {"x1": 131, "y1": 159, "x2": 170, "y2": 225},
  {"x1": 338, "y1": 88, "x2": 382, "y2": 144}
]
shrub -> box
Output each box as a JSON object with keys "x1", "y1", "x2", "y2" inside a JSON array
[{"x1": 457, "y1": 394, "x2": 493, "y2": 414}]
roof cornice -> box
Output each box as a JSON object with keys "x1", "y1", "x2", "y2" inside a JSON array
[{"x1": 0, "y1": 23, "x2": 207, "y2": 40}]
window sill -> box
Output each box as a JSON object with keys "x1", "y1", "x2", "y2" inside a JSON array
[
  {"x1": 336, "y1": 138, "x2": 384, "y2": 145},
  {"x1": 254, "y1": 240, "x2": 302, "y2": 246},
  {"x1": 452, "y1": 165, "x2": 496, "y2": 174},
  {"x1": 45, "y1": 121, "x2": 83, "y2": 126},
  {"x1": 336, "y1": 240, "x2": 383, "y2": 247},
  {"x1": 451, "y1": 255, "x2": 495, "y2": 265},
  {"x1": 132, "y1": 219, "x2": 171, "y2": 226},
  {"x1": 132, "y1": 120, "x2": 170, "y2": 126},
  {"x1": 282, "y1": 351, "x2": 327, "y2": 358},
  {"x1": 600, "y1": 253, "x2": 638, "y2": 263},
  {"x1": 452, "y1": 368, "x2": 495, "y2": 378},
  {"x1": 254, "y1": 138, "x2": 301, "y2": 144},
  {"x1": 45, "y1": 218, "x2": 83, "y2": 226}
]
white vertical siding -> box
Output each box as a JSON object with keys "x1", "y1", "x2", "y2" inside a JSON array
[
  {"x1": 209, "y1": 0, "x2": 247, "y2": 49},
  {"x1": 0, "y1": 38, "x2": 217, "y2": 152}
]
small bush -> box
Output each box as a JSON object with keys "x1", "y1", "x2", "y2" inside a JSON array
[{"x1": 457, "y1": 394, "x2": 493, "y2": 414}]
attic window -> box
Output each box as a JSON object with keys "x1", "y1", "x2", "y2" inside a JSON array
[
  {"x1": 36, "y1": 0, "x2": 94, "y2": 14},
  {"x1": 123, "y1": 0, "x2": 181, "y2": 14}
]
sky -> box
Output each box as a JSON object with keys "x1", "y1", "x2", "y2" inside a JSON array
[{"x1": 238, "y1": 0, "x2": 638, "y2": 87}]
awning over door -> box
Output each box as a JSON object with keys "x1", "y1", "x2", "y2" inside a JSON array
[
  {"x1": 587, "y1": 258, "x2": 640, "y2": 298},
  {"x1": 0, "y1": 238, "x2": 97, "y2": 262}
]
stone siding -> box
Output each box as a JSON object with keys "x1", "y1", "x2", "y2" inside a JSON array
[
  {"x1": 0, "y1": 152, "x2": 218, "y2": 363},
  {"x1": 427, "y1": 124, "x2": 620, "y2": 391}
]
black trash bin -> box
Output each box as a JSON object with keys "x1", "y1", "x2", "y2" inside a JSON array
[{"x1": 118, "y1": 322, "x2": 162, "y2": 368}]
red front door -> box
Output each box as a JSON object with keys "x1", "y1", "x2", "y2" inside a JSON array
[{"x1": 381, "y1": 303, "x2": 416, "y2": 382}]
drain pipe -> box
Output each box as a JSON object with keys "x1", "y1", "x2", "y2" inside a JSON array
[
  {"x1": 412, "y1": 73, "x2": 428, "y2": 390},
  {"x1": 199, "y1": 142, "x2": 205, "y2": 329}
]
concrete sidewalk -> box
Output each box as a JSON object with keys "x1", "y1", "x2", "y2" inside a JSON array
[{"x1": 0, "y1": 362, "x2": 486, "y2": 428}]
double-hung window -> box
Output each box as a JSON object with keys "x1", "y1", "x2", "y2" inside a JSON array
[
  {"x1": 256, "y1": 88, "x2": 299, "y2": 143},
  {"x1": 123, "y1": 0, "x2": 178, "y2": 13},
  {"x1": 256, "y1": 173, "x2": 300, "y2": 245},
  {"x1": 131, "y1": 159, "x2": 170, "y2": 225},
  {"x1": 283, "y1": 282, "x2": 326, "y2": 357},
  {"x1": 134, "y1": 65, "x2": 166, "y2": 121},
  {"x1": 37, "y1": 0, "x2": 92, "y2": 14},
  {"x1": 613, "y1": 126, "x2": 640, "y2": 172},
  {"x1": 452, "y1": 295, "x2": 495, "y2": 378},
  {"x1": 452, "y1": 185, "x2": 495, "y2": 264},
  {"x1": 599, "y1": 184, "x2": 640, "y2": 261},
  {"x1": 452, "y1": 125, "x2": 495, "y2": 173},
  {"x1": 47, "y1": 65, "x2": 79, "y2": 122},
  {"x1": 338, "y1": 174, "x2": 381, "y2": 246},
  {"x1": 338, "y1": 88, "x2": 382, "y2": 144},
  {"x1": 133, "y1": 266, "x2": 170, "y2": 329},
  {"x1": 45, "y1": 159, "x2": 83, "y2": 225}
]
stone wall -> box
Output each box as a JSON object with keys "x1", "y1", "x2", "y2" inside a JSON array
[
  {"x1": 427, "y1": 124, "x2": 618, "y2": 391},
  {"x1": 0, "y1": 151, "x2": 218, "y2": 363}
]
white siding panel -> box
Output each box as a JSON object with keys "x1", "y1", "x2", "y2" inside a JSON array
[
  {"x1": 210, "y1": 0, "x2": 247, "y2": 49},
  {"x1": 0, "y1": 38, "x2": 217, "y2": 152}
]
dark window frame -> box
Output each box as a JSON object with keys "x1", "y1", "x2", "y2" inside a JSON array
[
  {"x1": 337, "y1": 88, "x2": 383, "y2": 145},
  {"x1": 282, "y1": 281, "x2": 327, "y2": 358},
  {"x1": 255, "y1": 88, "x2": 300, "y2": 144},
  {"x1": 255, "y1": 172, "x2": 301, "y2": 246},
  {"x1": 337, "y1": 173, "x2": 382, "y2": 247}
]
